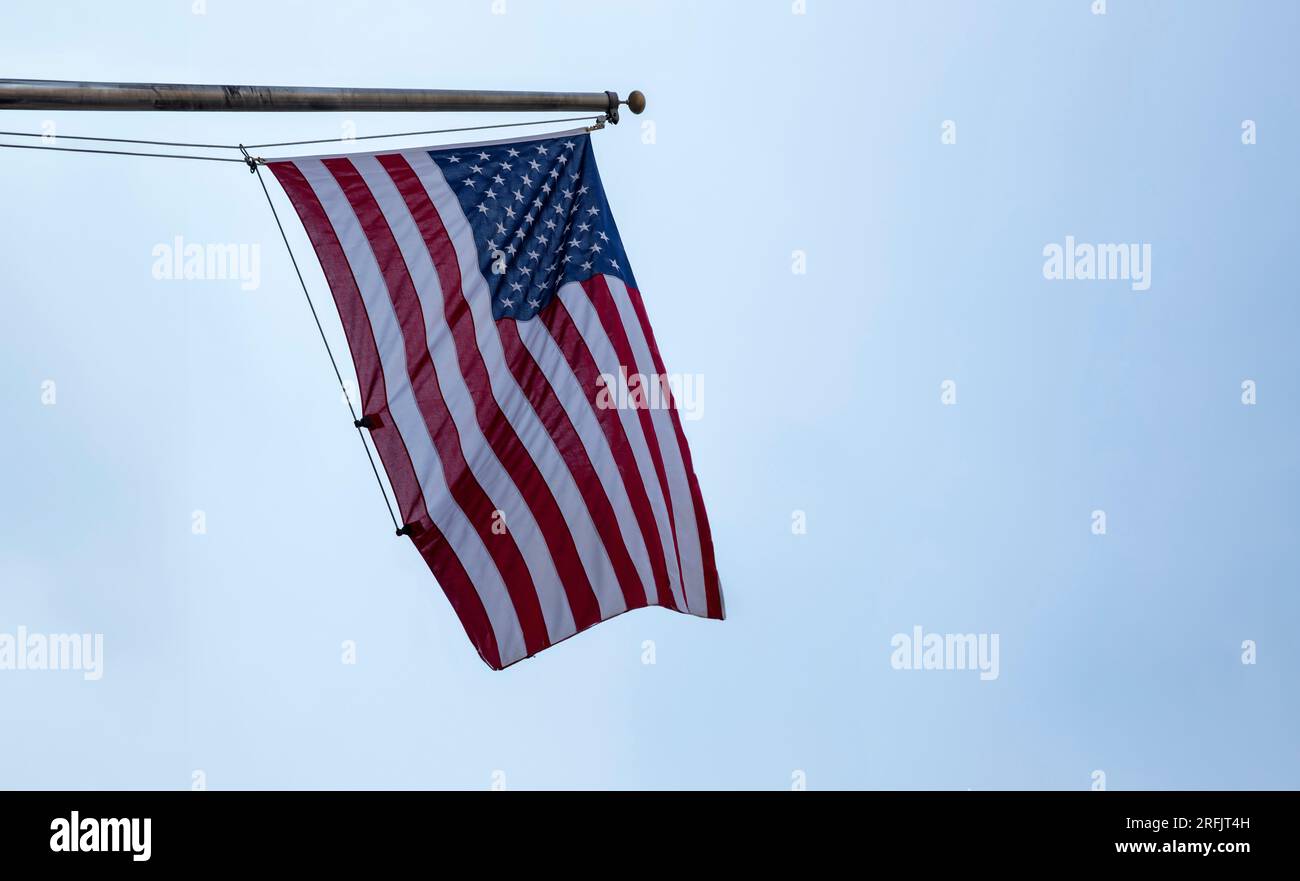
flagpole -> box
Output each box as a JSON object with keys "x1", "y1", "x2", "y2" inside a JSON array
[{"x1": 0, "y1": 79, "x2": 646, "y2": 122}]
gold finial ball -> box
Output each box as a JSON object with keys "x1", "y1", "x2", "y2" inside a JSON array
[{"x1": 626, "y1": 90, "x2": 646, "y2": 115}]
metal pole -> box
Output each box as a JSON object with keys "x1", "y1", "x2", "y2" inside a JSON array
[{"x1": 0, "y1": 78, "x2": 646, "y2": 121}]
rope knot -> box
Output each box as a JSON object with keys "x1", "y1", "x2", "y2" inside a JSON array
[{"x1": 237, "y1": 144, "x2": 263, "y2": 173}]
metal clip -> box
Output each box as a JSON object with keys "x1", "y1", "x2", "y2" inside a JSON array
[{"x1": 237, "y1": 143, "x2": 265, "y2": 173}]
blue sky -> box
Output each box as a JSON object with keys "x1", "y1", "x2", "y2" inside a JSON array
[{"x1": 1, "y1": 0, "x2": 1296, "y2": 789}]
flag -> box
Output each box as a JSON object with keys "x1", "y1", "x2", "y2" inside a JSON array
[{"x1": 268, "y1": 129, "x2": 722, "y2": 669}]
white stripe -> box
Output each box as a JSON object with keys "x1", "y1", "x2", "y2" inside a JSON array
[
  {"x1": 294, "y1": 159, "x2": 529, "y2": 665},
  {"x1": 513, "y1": 317, "x2": 659, "y2": 606},
  {"x1": 399, "y1": 150, "x2": 630, "y2": 620},
  {"x1": 554, "y1": 280, "x2": 690, "y2": 612},
  {"x1": 602, "y1": 274, "x2": 708, "y2": 615}
]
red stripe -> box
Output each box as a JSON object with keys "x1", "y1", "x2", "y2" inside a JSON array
[
  {"x1": 321, "y1": 157, "x2": 551, "y2": 656},
  {"x1": 413, "y1": 525, "x2": 503, "y2": 669},
  {"x1": 538, "y1": 297, "x2": 679, "y2": 612},
  {"x1": 496, "y1": 318, "x2": 648, "y2": 612},
  {"x1": 269, "y1": 161, "x2": 507, "y2": 658},
  {"x1": 621, "y1": 283, "x2": 724, "y2": 619},
  {"x1": 580, "y1": 275, "x2": 689, "y2": 612},
  {"x1": 375, "y1": 153, "x2": 603, "y2": 631}
]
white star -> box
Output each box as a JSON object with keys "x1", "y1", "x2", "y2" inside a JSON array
[
  {"x1": 478, "y1": 151, "x2": 490, "y2": 161},
  {"x1": 536, "y1": 234, "x2": 549, "y2": 246},
  {"x1": 553, "y1": 204, "x2": 565, "y2": 215},
  {"x1": 485, "y1": 189, "x2": 497, "y2": 200},
  {"x1": 581, "y1": 260, "x2": 593, "y2": 271},
  {"x1": 462, "y1": 178, "x2": 477, "y2": 188},
  {"x1": 589, "y1": 242, "x2": 602, "y2": 253},
  {"x1": 534, "y1": 144, "x2": 548, "y2": 155},
  {"x1": 577, "y1": 221, "x2": 591, "y2": 233},
  {"x1": 500, "y1": 297, "x2": 514, "y2": 307},
  {"x1": 496, "y1": 222, "x2": 508, "y2": 236},
  {"x1": 578, "y1": 185, "x2": 590, "y2": 196},
  {"x1": 569, "y1": 238, "x2": 582, "y2": 248},
  {"x1": 544, "y1": 219, "x2": 557, "y2": 230},
  {"x1": 557, "y1": 154, "x2": 568, "y2": 165},
  {"x1": 509, "y1": 281, "x2": 524, "y2": 293},
  {"x1": 527, "y1": 298, "x2": 541, "y2": 308},
  {"x1": 598, "y1": 231, "x2": 610, "y2": 242},
  {"x1": 506, "y1": 147, "x2": 520, "y2": 158},
  {"x1": 609, "y1": 258, "x2": 620, "y2": 270},
  {"x1": 448, "y1": 154, "x2": 460, "y2": 163},
  {"x1": 499, "y1": 161, "x2": 513, "y2": 172},
  {"x1": 548, "y1": 169, "x2": 560, "y2": 179},
  {"x1": 476, "y1": 203, "x2": 489, "y2": 214},
  {"x1": 521, "y1": 175, "x2": 533, "y2": 187},
  {"x1": 492, "y1": 174, "x2": 505, "y2": 185},
  {"x1": 504, "y1": 205, "x2": 516, "y2": 219},
  {"x1": 564, "y1": 140, "x2": 575, "y2": 150},
  {"x1": 528, "y1": 159, "x2": 542, "y2": 172},
  {"x1": 513, "y1": 189, "x2": 525, "y2": 203},
  {"x1": 527, "y1": 250, "x2": 540, "y2": 261},
  {"x1": 587, "y1": 206, "x2": 600, "y2": 216},
  {"x1": 470, "y1": 164, "x2": 483, "y2": 174}
]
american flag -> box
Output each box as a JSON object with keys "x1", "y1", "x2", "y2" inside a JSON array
[{"x1": 268, "y1": 129, "x2": 723, "y2": 669}]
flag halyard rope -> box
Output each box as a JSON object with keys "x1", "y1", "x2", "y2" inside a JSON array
[
  {"x1": 0, "y1": 140, "x2": 244, "y2": 162},
  {"x1": 0, "y1": 113, "x2": 610, "y2": 162}
]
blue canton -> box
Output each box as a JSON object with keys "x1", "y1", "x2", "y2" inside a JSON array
[{"x1": 429, "y1": 132, "x2": 635, "y2": 321}]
